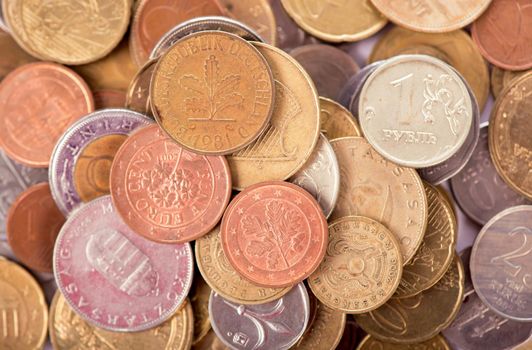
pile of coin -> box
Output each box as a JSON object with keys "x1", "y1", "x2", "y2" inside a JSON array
[{"x1": 0, "y1": 0, "x2": 531, "y2": 349}]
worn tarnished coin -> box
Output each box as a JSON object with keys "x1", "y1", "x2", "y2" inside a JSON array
[
  {"x1": 458, "y1": 247, "x2": 475, "y2": 297},
  {"x1": 358, "y1": 334, "x2": 451, "y2": 350},
  {"x1": 126, "y1": 59, "x2": 157, "y2": 117},
  {"x1": 359, "y1": 55, "x2": 473, "y2": 168},
  {"x1": 471, "y1": 205, "x2": 532, "y2": 321},
  {"x1": 209, "y1": 283, "x2": 310, "y2": 350},
  {"x1": 93, "y1": 90, "x2": 127, "y2": 110},
  {"x1": 228, "y1": 42, "x2": 320, "y2": 189},
  {"x1": 491, "y1": 66, "x2": 532, "y2": 98},
  {"x1": 151, "y1": 31, "x2": 274, "y2": 155},
  {"x1": 394, "y1": 182, "x2": 456, "y2": 298},
  {"x1": 190, "y1": 275, "x2": 212, "y2": 345},
  {"x1": 292, "y1": 302, "x2": 346, "y2": 349},
  {"x1": 270, "y1": 0, "x2": 306, "y2": 50},
  {"x1": 319, "y1": 97, "x2": 361, "y2": 140},
  {"x1": 355, "y1": 254, "x2": 464, "y2": 343},
  {"x1": 309, "y1": 216, "x2": 403, "y2": 313},
  {"x1": 330, "y1": 137, "x2": 428, "y2": 264},
  {"x1": 0, "y1": 30, "x2": 36, "y2": 80}
]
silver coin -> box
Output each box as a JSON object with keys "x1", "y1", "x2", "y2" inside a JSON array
[
  {"x1": 149, "y1": 16, "x2": 264, "y2": 60},
  {"x1": 49, "y1": 109, "x2": 152, "y2": 216},
  {"x1": 290, "y1": 133, "x2": 340, "y2": 218},
  {"x1": 443, "y1": 292, "x2": 532, "y2": 350},
  {"x1": 0, "y1": 0, "x2": 9, "y2": 33},
  {"x1": 338, "y1": 60, "x2": 384, "y2": 116},
  {"x1": 450, "y1": 124, "x2": 530, "y2": 225},
  {"x1": 209, "y1": 283, "x2": 310, "y2": 350},
  {"x1": 458, "y1": 247, "x2": 474, "y2": 298},
  {"x1": 471, "y1": 205, "x2": 532, "y2": 322}
]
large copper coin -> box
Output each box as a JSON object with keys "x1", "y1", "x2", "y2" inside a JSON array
[
  {"x1": 221, "y1": 181, "x2": 328, "y2": 288},
  {"x1": 110, "y1": 124, "x2": 232, "y2": 243},
  {"x1": 6, "y1": 183, "x2": 65, "y2": 272},
  {"x1": 0, "y1": 62, "x2": 94, "y2": 167},
  {"x1": 151, "y1": 31, "x2": 274, "y2": 155}
]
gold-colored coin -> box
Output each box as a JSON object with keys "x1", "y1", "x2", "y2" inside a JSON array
[
  {"x1": 489, "y1": 72, "x2": 532, "y2": 201},
  {"x1": 3, "y1": 0, "x2": 131, "y2": 65},
  {"x1": 0, "y1": 259, "x2": 47, "y2": 350},
  {"x1": 292, "y1": 301, "x2": 346, "y2": 349},
  {"x1": 228, "y1": 42, "x2": 320, "y2": 189},
  {"x1": 309, "y1": 216, "x2": 403, "y2": 313},
  {"x1": 280, "y1": 0, "x2": 386, "y2": 42},
  {"x1": 491, "y1": 66, "x2": 532, "y2": 99},
  {"x1": 190, "y1": 275, "x2": 212, "y2": 345},
  {"x1": 369, "y1": 27, "x2": 489, "y2": 111},
  {"x1": 126, "y1": 58, "x2": 157, "y2": 118},
  {"x1": 357, "y1": 334, "x2": 451, "y2": 350},
  {"x1": 151, "y1": 31, "x2": 275, "y2": 156},
  {"x1": 195, "y1": 226, "x2": 291, "y2": 304},
  {"x1": 320, "y1": 97, "x2": 361, "y2": 140},
  {"x1": 355, "y1": 254, "x2": 464, "y2": 344},
  {"x1": 330, "y1": 137, "x2": 428, "y2": 264},
  {"x1": 50, "y1": 291, "x2": 194, "y2": 349},
  {"x1": 192, "y1": 329, "x2": 229, "y2": 350},
  {"x1": 394, "y1": 182, "x2": 457, "y2": 298},
  {"x1": 0, "y1": 30, "x2": 37, "y2": 81}
]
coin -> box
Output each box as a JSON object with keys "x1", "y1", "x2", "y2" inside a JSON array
[
  {"x1": 0, "y1": 30, "x2": 36, "y2": 80},
  {"x1": 490, "y1": 72, "x2": 532, "y2": 200},
  {"x1": 359, "y1": 55, "x2": 473, "y2": 168},
  {"x1": 357, "y1": 334, "x2": 451, "y2": 350},
  {"x1": 472, "y1": 0, "x2": 532, "y2": 70},
  {"x1": 228, "y1": 42, "x2": 320, "y2": 189},
  {"x1": 292, "y1": 302, "x2": 346, "y2": 349},
  {"x1": 458, "y1": 247, "x2": 475, "y2": 298},
  {"x1": 470, "y1": 205, "x2": 532, "y2": 321},
  {"x1": 309, "y1": 216, "x2": 403, "y2": 313},
  {"x1": 126, "y1": 59, "x2": 157, "y2": 117},
  {"x1": 3, "y1": 0, "x2": 130, "y2": 65},
  {"x1": 196, "y1": 226, "x2": 291, "y2": 305},
  {"x1": 270, "y1": 0, "x2": 306, "y2": 50},
  {"x1": 221, "y1": 181, "x2": 328, "y2": 288},
  {"x1": 330, "y1": 137, "x2": 428, "y2": 264},
  {"x1": 192, "y1": 329, "x2": 229, "y2": 350},
  {"x1": 53, "y1": 195, "x2": 194, "y2": 332},
  {"x1": 355, "y1": 254, "x2": 464, "y2": 343},
  {"x1": 151, "y1": 31, "x2": 274, "y2": 155},
  {"x1": 190, "y1": 275, "x2": 212, "y2": 345},
  {"x1": 0, "y1": 62, "x2": 94, "y2": 167},
  {"x1": 336, "y1": 315, "x2": 363, "y2": 350},
  {"x1": 209, "y1": 283, "x2": 310, "y2": 350},
  {"x1": 370, "y1": 0, "x2": 491, "y2": 33},
  {"x1": 491, "y1": 66, "x2": 532, "y2": 99},
  {"x1": 50, "y1": 109, "x2": 152, "y2": 216},
  {"x1": 0, "y1": 259, "x2": 48, "y2": 350},
  {"x1": 394, "y1": 182, "x2": 456, "y2": 298},
  {"x1": 0, "y1": 0, "x2": 8, "y2": 32},
  {"x1": 338, "y1": 60, "x2": 383, "y2": 117},
  {"x1": 93, "y1": 90, "x2": 127, "y2": 110},
  {"x1": 319, "y1": 97, "x2": 361, "y2": 140},
  {"x1": 280, "y1": 0, "x2": 386, "y2": 42},
  {"x1": 50, "y1": 291, "x2": 195, "y2": 350},
  {"x1": 7, "y1": 182, "x2": 64, "y2": 272}
]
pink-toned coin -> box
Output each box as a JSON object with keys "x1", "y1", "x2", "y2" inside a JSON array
[
  {"x1": 110, "y1": 124, "x2": 232, "y2": 244},
  {"x1": 53, "y1": 195, "x2": 193, "y2": 332},
  {"x1": 221, "y1": 181, "x2": 328, "y2": 288}
]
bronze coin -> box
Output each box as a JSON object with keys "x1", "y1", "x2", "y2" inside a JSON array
[
  {"x1": 126, "y1": 58, "x2": 157, "y2": 117},
  {"x1": 93, "y1": 90, "x2": 127, "y2": 110}
]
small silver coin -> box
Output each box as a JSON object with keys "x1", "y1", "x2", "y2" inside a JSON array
[{"x1": 458, "y1": 247, "x2": 474, "y2": 298}]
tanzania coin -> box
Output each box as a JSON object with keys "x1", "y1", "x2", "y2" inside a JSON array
[
  {"x1": 50, "y1": 109, "x2": 151, "y2": 216},
  {"x1": 359, "y1": 55, "x2": 473, "y2": 168},
  {"x1": 470, "y1": 205, "x2": 532, "y2": 321},
  {"x1": 50, "y1": 291, "x2": 195, "y2": 350},
  {"x1": 221, "y1": 181, "x2": 328, "y2": 288},
  {"x1": 330, "y1": 137, "x2": 428, "y2": 264},
  {"x1": 451, "y1": 124, "x2": 530, "y2": 225},
  {"x1": 228, "y1": 42, "x2": 320, "y2": 189},
  {"x1": 0, "y1": 62, "x2": 94, "y2": 167},
  {"x1": 394, "y1": 182, "x2": 456, "y2": 298},
  {"x1": 270, "y1": 0, "x2": 306, "y2": 50},
  {"x1": 319, "y1": 97, "x2": 361, "y2": 140},
  {"x1": 151, "y1": 31, "x2": 274, "y2": 155},
  {"x1": 358, "y1": 334, "x2": 451, "y2": 350},
  {"x1": 458, "y1": 247, "x2": 475, "y2": 297},
  {"x1": 3, "y1": 0, "x2": 130, "y2": 65},
  {"x1": 0, "y1": 30, "x2": 36, "y2": 80},
  {"x1": 370, "y1": 0, "x2": 491, "y2": 33},
  {"x1": 280, "y1": 0, "x2": 386, "y2": 42},
  {"x1": 209, "y1": 283, "x2": 310, "y2": 350},
  {"x1": 472, "y1": 0, "x2": 532, "y2": 70},
  {"x1": 53, "y1": 195, "x2": 194, "y2": 332},
  {"x1": 290, "y1": 134, "x2": 340, "y2": 218},
  {"x1": 309, "y1": 216, "x2": 403, "y2": 313},
  {"x1": 0, "y1": 259, "x2": 48, "y2": 350},
  {"x1": 491, "y1": 66, "x2": 532, "y2": 99},
  {"x1": 126, "y1": 59, "x2": 157, "y2": 117},
  {"x1": 190, "y1": 275, "x2": 212, "y2": 344},
  {"x1": 443, "y1": 292, "x2": 532, "y2": 350},
  {"x1": 93, "y1": 90, "x2": 127, "y2": 110},
  {"x1": 355, "y1": 254, "x2": 464, "y2": 343},
  {"x1": 292, "y1": 302, "x2": 346, "y2": 349},
  {"x1": 338, "y1": 60, "x2": 384, "y2": 116},
  {"x1": 7, "y1": 183, "x2": 65, "y2": 272},
  {"x1": 489, "y1": 72, "x2": 532, "y2": 200}
]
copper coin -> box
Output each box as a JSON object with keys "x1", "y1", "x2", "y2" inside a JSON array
[
  {"x1": 126, "y1": 58, "x2": 157, "y2": 117},
  {"x1": 472, "y1": 0, "x2": 532, "y2": 70},
  {"x1": 0, "y1": 30, "x2": 36, "y2": 81},
  {"x1": 110, "y1": 124, "x2": 232, "y2": 243},
  {"x1": 0, "y1": 62, "x2": 94, "y2": 167},
  {"x1": 220, "y1": 181, "x2": 328, "y2": 288},
  {"x1": 6, "y1": 183, "x2": 65, "y2": 272},
  {"x1": 93, "y1": 89, "x2": 127, "y2": 110}
]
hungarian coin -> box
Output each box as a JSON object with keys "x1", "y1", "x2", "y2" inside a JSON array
[
  {"x1": 125, "y1": 59, "x2": 157, "y2": 118},
  {"x1": 470, "y1": 205, "x2": 532, "y2": 321},
  {"x1": 491, "y1": 66, "x2": 532, "y2": 99},
  {"x1": 53, "y1": 195, "x2": 194, "y2": 332},
  {"x1": 209, "y1": 283, "x2": 310, "y2": 350},
  {"x1": 110, "y1": 124, "x2": 232, "y2": 243},
  {"x1": 292, "y1": 302, "x2": 346, "y2": 349},
  {"x1": 270, "y1": 0, "x2": 306, "y2": 50},
  {"x1": 357, "y1": 334, "x2": 451, "y2": 350},
  {"x1": 190, "y1": 275, "x2": 212, "y2": 345},
  {"x1": 319, "y1": 97, "x2": 361, "y2": 140},
  {"x1": 330, "y1": 137, "x2": 428, "y2": 264},
  {"x1": 93, "y1": 90, "x2": 127, "y2": 110},
  {"x1": 0, "y1": 30, "x2": 36, "y2": 80},
  {"x1": 228, "y1": 42, "x2": 320, "y2": 189},
  {"x1": 221, "y1": 181, "x2": 328, "y2": 288},
  {"x1": 359, "y1": 55, "x2": 473, "y2": 168},
  {"x1": 459, "y1": 247, "x2": 475, "y2": 298},
  {"x1": 151, "y1": 31, "x2": 274, "y2": 155},
  {"x1": 309, "y1": 216, "x2": 403, "y2": 313}
]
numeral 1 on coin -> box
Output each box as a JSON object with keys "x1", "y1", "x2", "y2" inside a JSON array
[{"x1": 390, "y1": 73, "x2": 414, "y2": 125}]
